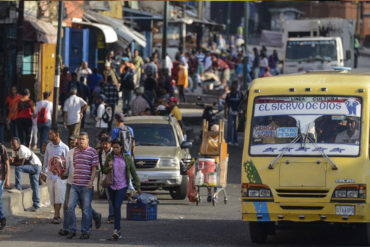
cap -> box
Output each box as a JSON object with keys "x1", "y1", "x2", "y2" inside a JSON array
[
  {"x1": 156, "y1": 105, "x2": 166, "y2": 111},
  {"x1": 122, "y1": 57, "x2": 129, "y2": 62},
  {"x1": 98, "y1": 94, "x2": 106, "y2": 101},
  {"x1": 114, "y1": 112, "x2": 125, "y2": 122},
  {"x1": 169, "y1": 97, "x2": 178, "y2": 104}
]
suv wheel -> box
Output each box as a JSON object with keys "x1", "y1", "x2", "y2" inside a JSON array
[
  {"x1": 169, "y1": 175, "x2": 188, "y2": 200},
  {"x1": 97, "y1": 172, "x2": 106, "y2": 199}
]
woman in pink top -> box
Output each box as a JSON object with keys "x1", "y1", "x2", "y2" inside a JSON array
[{"x1": 103, "y1": 140, "x2": 141, "y2": 240}]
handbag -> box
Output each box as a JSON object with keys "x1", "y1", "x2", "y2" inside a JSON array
[{"x1": 101, "y1": 166, "x2": 113, "y2": 188}]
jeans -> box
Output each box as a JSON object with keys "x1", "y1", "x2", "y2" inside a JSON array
[
  {"x1": 108, "y1": 187, "x2": 127, "y2": 231},
  {"x1": 0, "y1": 180, "x2": 5, "y2": 219},
  {"x1": 218, "y1": 99, "x2": 225, "y2": 112},
  {"x1": 63, "y1": 184, "x2": 99, "y2": 232},
  {"x1": 227, "y1": 113, "x2": 238, "y2": 144},
  {"x1": 0, "y1": 123, "x2": 4, "y2": 143},
  {"x1": 17, "y1": 117, "x2": 32, "y2": 145},
  {"x1": 122, "y1": 90, "x2": 132, "y2": 113},
  {"x1": 105, "y1": 188, "x2": 114, "y2": 220},
  {"x1": 67, "y1": 185, "x2": 92, "y2": 234},
  {"x1": 38, "y1": 120, "x2": 51, "y2": 151},
  {"x1": 10, "y1": 120, "x2": 18, "y2": 138},
  {"x1": 15, "y1": 164, "x2": 41, "y2": 208}
]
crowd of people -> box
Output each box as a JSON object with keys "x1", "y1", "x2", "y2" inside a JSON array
[{"x1": 0, "y1": 110, "x2": 141, "y2": 240}]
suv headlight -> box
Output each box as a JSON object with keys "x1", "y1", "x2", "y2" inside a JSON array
[{"x1": 159, "y1": 158, "x2": 179, "y2": 168}]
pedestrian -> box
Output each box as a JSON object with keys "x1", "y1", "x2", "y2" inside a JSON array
[
  {"x1": 75, "y1": 61, "x2": 92, "y2": 85},
  {"x1": 66, "y1": 132, "x2": 99, "y2": 239},
  {"x1": 9, "y1": 137, "x2": 42, "y2": 211},
  {"x1": 79, "y1": 76, "x2": 90, "y2": 129},
  {"x1": 259, "y1": 52, "x2": 268, "y2": 77},
  {"x1": 60, "y1": 65, "x2": 71, "y2": 107},
  {"x1": 103, "y1": 64, "x2": 120, "y2": 88},
  {"x1": 143, "y1": 56, "x2": 158, "y2": 81},
  {"x1": 130, "y1": 87, "x2": 150, "y2": 116},
  {"x1": 120, "y1": 66, "x2": 135, "y2": 113},
  {"x1": 212, "y1": 54, "x2": 230, "y2": 86},
  {"x1": 87, "y1": 68, "x2": 103, "y2": 118},
  {"x1": 9, "y1": 89, "x2": 35, "y2": 146},
  {"x1": 29, "y1": 114, "x2": 38, "y2": 151},
  {"x1": 167, "y1": 97, "x2": 183, "y2": 129},
  {"x1": 102, "y1": 139, "x2": 141, "y2": 240},
  {"x1": 111, "y1": 113, "x2": 135, "y2": 156},
  {"x1": 43, "y1": 127, "x2": 69, "y2": 224},
  {"x1": 252, "y1": 47, "x2": 260, "y2": 79},
  {"x1": 63, "y1": 88, "x2": 87, "y2": 138},
  {"x1": 67, "y1": 72, "x2": 84, "y2": 98},
  {"x1": 101, "y1": 76, "x2": 119, "y2": 131},
  {"x1": 224, "y1": 81, "x2": 243, "y2": 146},
  {"x1": 59, "y1": 134, "x2": 102, "y2": 237},
  {"x1": 5, "y1": 85, "x2": 22, "y2": 138},
  {"x1": 0, "y1": 142, "x2": 9, "y2": 230},
  {"x1": 177, "y1": 60, "x2": 188, "y2": 103},
  {"x1": 95, "y1": 94, "x2": 110, "y2": 139},
  {"x1": 35, "y1": 92, "x2": 53, "y2": 152},
  {"x1": 165, "y1": 53, "x2": 173, "y2": 78},
  {"x1": 97, "y1": 136, "x2": 114, "y2": 223},
  {"x1": 119, "y1": 57, "x2": 136, "y2": 75},
  {"x1": 0, "y1": 107, "x2": 6, "y2": 144},
  {"x1": 131, "y1": 49, "x2": 144, "y2": 89},
  {"x1": 268, "y1": 50, "x2": 279, "y2": 75},
  {"x1": 263, "y1": 67, "x2": 272, "y2": 77}
]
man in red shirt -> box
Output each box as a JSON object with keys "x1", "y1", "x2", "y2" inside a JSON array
[
  {"x1": 212, "y1": 54, "x2": 230, "y2": 86},
  {"x1": 5, "y1": 86, "x2": 22, "y2": 138}
]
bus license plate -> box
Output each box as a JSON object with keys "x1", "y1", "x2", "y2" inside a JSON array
[{"x1": 336, "y1": 205, "x2": 355, "y2": 216}]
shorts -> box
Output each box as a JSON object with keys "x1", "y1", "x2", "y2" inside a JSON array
[
  {"x1": 221, "y1": 68, "x2": 230, "y2": 84},
  {"x1": 47, "y1": 178, "x2": 67, "y2": 205}
]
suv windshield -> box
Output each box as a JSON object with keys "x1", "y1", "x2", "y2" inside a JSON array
[
  {"x1": 286, "y1": 40, "x2": 337, "y2": 62},
  {"x1": 250, "y1": 96, "x2": 362, "y2": 156},
  {"x1": 129, "y1": 124, "x2": 177, "y2": 147}
]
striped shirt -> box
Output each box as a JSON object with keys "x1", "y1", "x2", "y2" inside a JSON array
[{"x1": 72, "y1": 146, "x2": 98, "y2": 186}]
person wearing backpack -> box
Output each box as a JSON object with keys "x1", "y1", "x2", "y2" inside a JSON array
[
  {"x1": 35, "y1": 92, "x2": 53, "y2": 152},
  {"x1": 111, "y1": 113, "x2": 134, "y2": 156},
  {"x1": 95, "y1": 95, "x2": 111, "y2": 142},
  {"x1": 120, "y1": 66, "x2": 134, "y2": 114},
  {"x1": 9, "y1": 89, "x2": 35, "y2": 146}
]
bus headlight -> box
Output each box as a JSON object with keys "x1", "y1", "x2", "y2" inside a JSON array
[
  {"x1": 332, "y1": 184, "x2": 366, "y2": 200},
  {"x1": 242, "y1": 183, "x2": 273, "y2": 198}
]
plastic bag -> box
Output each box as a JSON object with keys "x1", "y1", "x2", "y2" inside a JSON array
[{"x1": 132, "y1": 193, "x2": 159, "y2": 205}]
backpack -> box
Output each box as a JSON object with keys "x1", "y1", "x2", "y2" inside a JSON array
[
  {"x1": 117, "y1": 126, "x2": 133, "y2": 154},
  {"x1": 37, "y1": 106, "x2": 48, "y2": 123},
  {"x1": 101, "y1": 104, "x2": 113, "y2": 123},
  {"x1": 120, "y1": 72, "x2": 134, "y2": 90}
]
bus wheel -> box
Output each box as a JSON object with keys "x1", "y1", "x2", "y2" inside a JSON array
[
  {"x1": 358, "y1": 223, "x2": 370, "y2": 245},
  {"x1": 249, "y1": 222, "x2": 269, "y2": 243}
]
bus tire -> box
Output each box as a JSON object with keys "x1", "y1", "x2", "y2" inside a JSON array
[{"x1": 249, "y1": 222, "x2": 269, "y2": 243}]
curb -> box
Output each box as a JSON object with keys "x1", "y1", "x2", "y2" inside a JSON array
[{"x1": 3, "y1": 185, "x2": 50, "y2": 216}]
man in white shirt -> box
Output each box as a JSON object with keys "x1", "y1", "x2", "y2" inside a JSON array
[
  {"x1": 75, "y1": 61, "x2": 92, "y2": 85},
  {"x1": 9, "y1": 137, "x2": 42, "y2": 211},
  {"x1": 63, "y1": 88, "x2": 87, "y2": 138},
  {"x1": 35, "y1": 92, "x2": 53, "y2": 151},
  {"x1": 43, "y1": 127, "x2": 69, "y2": 224},
  {"x1": 95, "y1": 94, "x2": 109, "y2": 134}
]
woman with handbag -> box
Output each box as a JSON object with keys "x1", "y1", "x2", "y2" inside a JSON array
[{"x1": 102, "y1": 140, "x2": 141, "y2": 240}]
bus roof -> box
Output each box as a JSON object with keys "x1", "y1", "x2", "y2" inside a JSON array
[{"x1": 249, "y1": 73, "x2": 370, "y2": 95}]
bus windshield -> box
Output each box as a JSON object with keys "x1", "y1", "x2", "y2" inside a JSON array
[
  {"x1": 250, "y1": 96, "x2": 362, "y2": 156},
  {"x1": 286, "y1": 40, "x2": 337, "y2": 62}
]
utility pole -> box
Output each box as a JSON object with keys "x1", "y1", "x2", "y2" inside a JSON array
[
  {"x1": 180, "y1": 2, "x2": 186, "y2": 53},
  {"x1": 242, "y1": 2, "x2": 249, "y2": 91},
  {"x1": 52, "y1": 1, "x2": 64, "y2": 128},
  {"x1": 226, "y1": 1, "x2": 232, "y2": 42},
  {"x1": 15, "y1": 0, "x2": 24, "y2": 89},
  {"x1": 161, "y1": 1, "x2": 168, "y2": 75}
]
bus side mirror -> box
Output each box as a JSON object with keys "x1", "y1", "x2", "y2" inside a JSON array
[{"x1": 346, "y1": 50, "x2": 351, "y2": 60}]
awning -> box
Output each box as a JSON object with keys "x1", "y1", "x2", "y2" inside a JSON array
[
  {"x1": 24, "y1": 17, "x2": 57, "y2": 43},
  {"x1": 72, "y1": 19, "x2": 118, "y2": 43},
  {"x1": 84, "y1": 10, "x2": 146, "y2": 48}
]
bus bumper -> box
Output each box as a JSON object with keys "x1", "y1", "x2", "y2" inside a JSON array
[{"x1": 242, "y1": 201, "x2": 369, "y2": 223}]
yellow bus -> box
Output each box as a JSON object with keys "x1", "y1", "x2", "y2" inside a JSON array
[{"x1": 242, "y1": 72, "x2": 370, "y2": 243}]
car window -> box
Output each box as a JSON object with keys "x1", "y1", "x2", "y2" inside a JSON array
[{"x1": 129, "y1": 124, "x2": 177, "y2": 147}]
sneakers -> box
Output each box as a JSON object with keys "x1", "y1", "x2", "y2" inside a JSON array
[
  {"x1": 106, "y1": 218, "x2": 114, "y2": 224},
  {"x1": 94, "y1": 213, "x2": 102, "y2": 229},
  {"x1": 79, "y1": 233, "x2": 90, "y2": 239},
  {"x1": 0, "y1": 218, "x2": 6, "y2": 230},
  {"x1": 28, "y1": 206, "x2": 40, "y2": 212},
  {"x1": 112, "y1": 229, "x2": 122, "y2": 240},
  {"x1": 7, "y1": 188, "x2": 21, "y2": 193},
  {"x1": 58, "y1": 229, "x2": 69, "y2": 236},
  {"x1": 66, "y1": 232, "x2": 76, "y2": 239}
]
